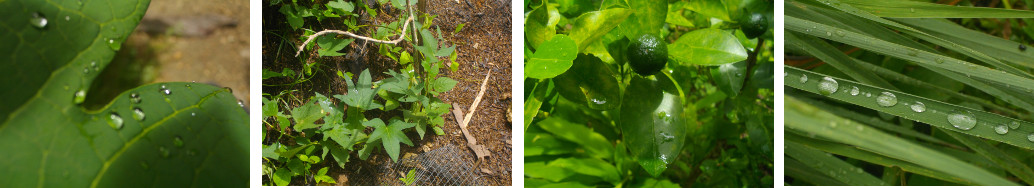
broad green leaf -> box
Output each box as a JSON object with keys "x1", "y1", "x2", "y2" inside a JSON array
[
  {"x1": 273, "y1": 168, "x2": 292, "y2": 186},
  {"x1": 685, "y1": 0, "x2": 731, "y2": 21},
  {"x1": 665, "y1": 2, "x2": 695, "y2": 27},
  {"x1": 0, "y1": 0, "x2": 249, "y2": 187},
  {"x1": 262, "y1": 97, "x2": 278, "y2": 119},
  {"x1": 669, "y1": 28, "x2": 748, "y2": 66},
  {"x1": 366, "y1": 118, "x2": 416, "y2": 163},
  {"x1": 568, "y1": 8, "x2": 633, "y2": 52},
  {"x1": 553, "y1": 54, "x2": 621, "y2": 110},
  {"x1": 526, "y1": 35, "x2": 578, "y2": 79},
  {"x1": 537, "y1": 117, "x2": 613, "y2": 160},
  {"x1": 524, "y1": 161, "x2": 576, "y2": 182},
  {"x1": 290, "y1": 100, "x2": 322, "y2": 131},
  {"x1": 710, "y1": 60, "x2": 747, "y2": 97},
  {"x1": 786, "y1": 96, "x2": 1016, "y2": 185},
  {"x1": 619, "y1": 75, "x2": 686, "y2": 177},
  {"x1": 524, "y1": 0, "x2": 560, "y2": 49},
  {"x1": 524, "y1": 131, "x2": 577, "y2": 156},
  {"x1": 623, "y1": 0, "x2": 667, "y2": 36},
  {"x1": 430, "y1": 77, "x2": 458, "y2": 95},
  {"x1": 315, "y1": 36, "x2": 354, "y2": 57},
  {"x1": 334, "y1": 69, "x2": 383, "y2": 110},
  {"x1": 326, "y1": 0, "x2": 354, "y2": 16},
  {"x1": 524, "y1": 80, "x2": 552, "y2": 131}
]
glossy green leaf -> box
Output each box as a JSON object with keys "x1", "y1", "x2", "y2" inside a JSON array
[
  {"x1": 366, "y1": 118, "x2": 416, "y2": 163},
  {"x1": 553, "y1": 54, "x2": 621, "y2": 110},
  {"x1": 549, "y1": 157, "x2": 621, "y2": 184},
  {"x1": 623, "y1": 0, "x2": 667, "y2": 36},
  {"x1": 273, "y1": 168, "x2": 292, "y2": 186},
  {"x1": 0, "y1": 0, "x2": 249, "y2": 186},
  {"x1": 525, "y1": 0, "x2": 561, "y2": 49},
  {"x1": 710, "y1": 60, "x2": 747, "y2": 97},
  {"x1": 838, "y1": 0, "x2": 1034, "y2": 18},
  {"x1": 668, "y1": 28, "x2": 748, "y2": 66},
  {"x1": 537, "y1": 117, "x2": 613, "y2": 160},
  {"x1": 619, "y1": 75, "x2": 686, "y2": 177},
  {"x1": 524, "y1": 80, "x2": 551, "y2": 131},
  {"x1": 568, "y1": 8, "x2": 633, "y2": 52},
  {"x1": 315, "y1": 36, "x2": 354, "y2": 57},
  {"x1": 430, "y1": 77, "x2": 458, "y2": 95},
  {"x1": 290, "y1": 101, "x2": 322, "y2": 131},
  {"x1": 526, "y1": 35, "x2": 578, "y2": 79},
  {"x1": 686, "y1": 0, "x2": 731, "y2": 21}
]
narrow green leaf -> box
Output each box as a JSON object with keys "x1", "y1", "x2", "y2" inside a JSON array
[
  {"x1": 838, "y1": 0, "x2": 1034, "y2": 18},
  {"x1": 537, "y1": 117, "x2": 613, "y2": 160},
  {"x1": 785, "y1": 142, "x2": 885, "y2": 185}
]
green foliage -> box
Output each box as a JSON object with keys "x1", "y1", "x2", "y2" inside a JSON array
[
  {"x1": 785, "y1": 0, "x2": 1034, "y2": 185},
  {"x1": 524, "y1": 0, "x2": 773, "y2": 187},
  {"x1": 0, "y1": 0, "x2": 250, "y2": 187},
  {"x1": 399, "y1": 169, "x2": 417, "y2": 185},
  {"x1": 264, "y1": 0, "x2": 461, "y2": 185}
]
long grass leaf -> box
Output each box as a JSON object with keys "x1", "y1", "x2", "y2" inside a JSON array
[
  {"x1": 785, "y1": 158, "x2": 849, "y2": 186},
  {"x1": 786, "y1": 66, "x2": 1034, "y2": 150},
  {"x1": 839, "y1": 0, "x2": 1034, "y2": 18},
  {"x1": 792, "y1": 96, "x2": 954, "y2": 146},
  {"x1": 785, "y1": 32, "x2": 895, "y2": 89},
  {"x1": 786, "y1": 95, "x2": 1017, "y2": 185},
  {"x1": 785, "y1": 142, "x2": 886, "y2": 185},
  {"x1": 894, "y1": 18, "x2": 1034, "y2": 70},
  {"x1": 942, "y1": 131, "x2": 1034, "y2": 185}
]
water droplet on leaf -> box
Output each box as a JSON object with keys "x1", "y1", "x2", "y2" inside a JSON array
[
  {"x1": 995, "y1": 124, "x2": 1009, "y2": 135},
  {"x1": 73, "y1": 89, "x2": 86, "y2": 104},
  {"x1": 132, "y1": 107, "x2": 145, "y2": 121},
  {"x1": 876, "y1": 92, "x2": 897, "y2": 107},
  {"x1": 849, "y1": 86, "x2": 859, "y2": 96},
  {"x1": 30, "y1": 12, "x2": 48, "y2": 29},
  {"x1": 799, "y1": 74, "x2": 808, "y2": 83},
  {"x1": 947, "y1": 112, "x2": 977, "y2": 130},
  {"x1": 818, "y1": 77, "x2": 838, "y2": 95},
  {"x1": 130, "y1": 93, "x2": 141, "y2": 104},
  {"x1": 159, "y1": 146, "x2": 170, "y2": 158},
  {"x1": 173, "y1": 136, "x2": 183, "y2": 147},
  {"x1": 109, "y1": 112, "x2": 123, "y2": 130},
  {"x1": 1009, "y1": 121, "x2": 1020, "y2": 129},
  {"x1": 910, "y1": 101, "x2": 926, "y2": 113}
]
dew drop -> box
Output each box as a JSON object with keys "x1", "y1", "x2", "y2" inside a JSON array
[
  {"x1": 875, "y1": 92, "x2": 897, "y2": 107},
  {"x1": 910, "y1": 101, "x2": 926, "y2": 113},
  {"x1": 73, "y1": 89, "x2": 86, "y2": 104},
  {"x1": 850, "y1": 86, "x2": 859, "y2": 96},
  {"x1": 29, "y1": 12, "x2": 48, "y2": 29},
  {"x1": 1009, "y1": 121, "x2": 1020, "y2": 129},
  {"x1": 159, "y1": 87, "x2": 171, "y2": 95},
  {"x1": 238, "y1": 100, "x2": 245, "y2": 108},
  {"x1": 935, "y1": 58, "x2": 944, "y2": 64},
  {"x1": 1028, "y1": 133, "x2": 1034, "y2": 142},
  {"x1": 735, "y1": 73, "x2": 743, "y2": 77},
  {"x1": 173, "y1": 136, "x2": 184, "y2": 147},
  {"x1": 129, "y1": 92, "x2": 141, "y2": 104},
  {"x1": 865, "y1": 92, "x2": 872, "y2": 97},
  {"x1": 107, "y1": 38, "x2": 122, "y2": 51},
  {"x1": 784, "y1": 72, "x2": 788, "y2": 77},
  {"x1": 82, "y1": 67, "x2": 90, "y2": 74},
  {"x1": 191, "y1": 112, "x2": 196, "y2": 117},
  {"x1": 909, "y1": 8, "x2": 915, "y2": 13},
  {"x1": 947, "y1": 112, "x2": 977, "y2": 130},
  {"x1": 159, "y1": 146, "x2": 170, "y2": 158},
  {"x1": 799, "y1": 74, "x2": 808, "y2": 83},
  {"x1": 907, "y1": 49, "x2": 918, "y2": 56},
  {"x1": 995, "y1": 124, "x2": 1009, "y2": 135},
  {"x1": 660, "y1": 132, "x2": 675, "y2": 142},
  {"x1": 109, "y1": 112, "x2": 123, "y2": 130},
  {"x1": 835, "y1": 30, "x2": 845, "y2": 37},
  {"x1": 825, "y1": 31, "x2": 832, "y2": 37},
  {"x1": 818, "y1": 77, "x2": 838, "y2": 95},
  {"x1": 132, "y1": 107, "x2": 145, "y2": 121},
  {"x1": 64, "y1": 16, "x2": 69, "y2": 21}
]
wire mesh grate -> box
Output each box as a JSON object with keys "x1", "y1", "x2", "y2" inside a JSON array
[{"x1": 351, "y1": 144, "x2": 481, "y2": 186}]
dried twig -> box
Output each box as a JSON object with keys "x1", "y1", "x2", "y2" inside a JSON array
[
  {"x1": 295, "y1": 16, "x2": 415, "y2": 57},
  {"x1": 451, "y1": 71, "x2": 493, "y2": 160}
]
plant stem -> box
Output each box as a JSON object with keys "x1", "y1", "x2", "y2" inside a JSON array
[{"x1": 295, "y1": 16, "x2": 415, "y2": 56}]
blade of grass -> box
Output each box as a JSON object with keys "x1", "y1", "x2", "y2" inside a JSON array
[
  {"x1": 785, "y1": 158, "x2": 850, "y2": 186},
  {"x1": 895, "y1": 18, "x2": 1034, "y2": 70},
  {"x1": 786, "y1": 15, "x2": 1034, "y2": 99},
  {"x1": 785, "y1": 141, "x2": 886, "y2": 185},
  {"x1": 785, "y1": 96, "x2": 1017, "y2": 185},
  {"x1": 785, "y1": 131, "x2": 975, "y2": 185},
  {"x1": 793, "y1": 96, "x2": 954, "y2": 147},
  {"x1": 786, "y1": 66, "x2": 1034, "y2": 150},
  {"x1": 839, "y1": 0, "x2": 1034, "y2": 18},
  {"x1": 942, "y1": 130, "x2": 1034, "y2": 185},
  {"x1": 784, "y1": 32, "x2": 895, "y2": 89}
]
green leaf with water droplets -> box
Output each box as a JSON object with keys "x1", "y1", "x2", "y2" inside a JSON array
[
  {"x1": 0, "y1": 0, "x2": 248, "y2": 187},
  {"x1": 553, "y1": 54, "x2": 620, "y2": 110},
  {"x1": 711, "y1": 60, "x2": 747, "y2": 97},
  {"x1": 619, "y1": 75, "x2": 686, "y2": 177},
  {"x1": 525, "y1": 35, "x2": 578, "y2": 79}
]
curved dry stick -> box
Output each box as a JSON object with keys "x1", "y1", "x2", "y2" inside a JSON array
[{"x1": 295, "y1": 16, "x2": 415, "y2": 57}]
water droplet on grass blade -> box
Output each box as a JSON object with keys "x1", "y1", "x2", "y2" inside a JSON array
[
  {"x1": 910, "y1": 102, "x2": 926, "y2": 113},
  {"x1": 109, "y1": 112, "x2": 123, "y2": 130},
  {"x1": 850, "y1": 86, "x2": 859, "y2": 96},
  {"x1": 132, "y1": 107, "x2": 145, "y2": 121},
  {"x1": 1028, "y1": 133, "x2": 1034, "y2": 142},
  {"x1": 799, "y1": 74, "x2": 808, "y2": 83},
  {"x1": 995, "y1": 124, "x2": 1009, "y2": 135},
  {"x1": 818, "y1": 77, "x2": 838, "y2": 95},
  {"x1": 30, "y1": 12, "x2": 47, "y2": 29},
  {"x1": 73, "y1": 89, "x2": 86, "y2": 104},
  {"x1": 876, "y1": 92, "x2": 897, "y2": 107},
  {"x1": 1010, "y1": 121, "x2": 1020, "y2": 129},
  {"x1": 948, "y1": 112, "x2": 977, "y2": 130}
]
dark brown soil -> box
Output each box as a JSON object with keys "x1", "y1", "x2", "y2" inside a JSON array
[{"x1": 261, "y1": 0, "x2": 511, "y2": 186}]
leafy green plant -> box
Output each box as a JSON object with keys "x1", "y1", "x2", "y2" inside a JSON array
[
  {"x1": 262, "y1": 0, "x2": 463, "y2": 185},
  {"x1": 399, "y1": 169, "x2": 417, "y2": 185},
  {"x1": 785, "y1": 0, "x2": 1034, "y2": 185},
  {"x1": 524, "y1": 0, "x2": 773, "y2": 187},
  {"x1": 0, "y1": 0, "x2": 249, "y2": 187}
]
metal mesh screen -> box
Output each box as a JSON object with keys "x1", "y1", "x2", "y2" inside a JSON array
[{"x1": 352, "y1": 144, "x2": 481, "y2": 186}]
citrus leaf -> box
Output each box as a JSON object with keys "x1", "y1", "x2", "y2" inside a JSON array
[
  {"x1": 553, "y1": 54, "x2": 620, "y2": 110},
  {"x1": 668, "y1": 28, "x2": 748, "y2": 66},
  {"x1": 569, "y1": 8, "x2": 633, "y2": 52},
  {"x1": 526, "y1": 35, "x2": 578, "y2": 79},
  {"x1": 619, "y1": 75, "x2": 686, "y2": 177}
]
